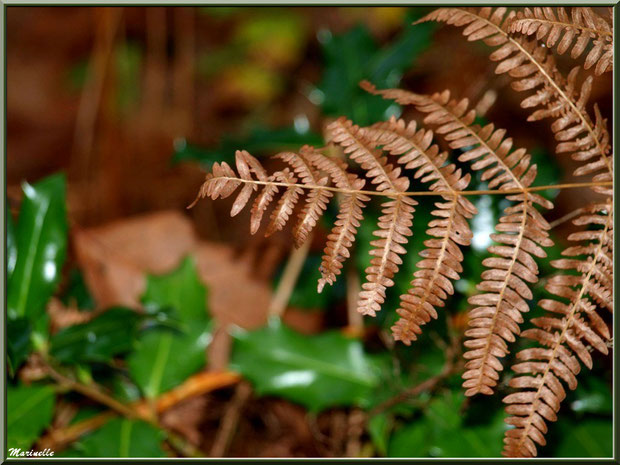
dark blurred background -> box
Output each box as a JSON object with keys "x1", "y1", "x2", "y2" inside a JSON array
[{"x1": 7, "y1": 6, "x2": 612, "y2": 231}]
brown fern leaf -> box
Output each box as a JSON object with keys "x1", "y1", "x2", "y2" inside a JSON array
[
  {"x1": 300, "y1": 145, "x2": 370, "y2": 292},
  {"x1": 231, "y1": 150, "x2": 268, "y2": 217},
  {"x1": 326, "y1": 117, "x2": 416, "y2": 316},
  {"x1": 265, "y1": 168, "x2": 303, "y2": 237},
  {"x1": 250, "y1": 178, "x2": 279, "y2": 235},
  {"x1": 358, "y1": 194, "x2": 416, "y2": 316},
  {"x1": 364, "y1": 82, "x2": 556, "y2": 394},
  {"x1": 276, "y1": 151, "x2": 333, "y2": 246},
  {"x1": 362, "y1": 117, "x2": 477, "y2": 343},
  {"x1": 502, "y1": 202, "x2": 612, "y2": 457},
  {"x1": 511, "y1": 7, "x2": 613, "y2": 75},
  {"x1": 326, "y1": 117, "x2": 410, "y2": 193},
  {"x1": 418, "y1": 7, "x2": 613, "y2": 195},
  {"x1": 196, "y1": 161, "x2": 240, "y2": 202}
]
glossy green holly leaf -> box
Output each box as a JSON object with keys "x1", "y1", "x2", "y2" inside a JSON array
[
  {"x1": 128, "y1": 324, "x2": 212, "y2": 399},
  {"x1": 7, "y1": 384, "x2": 55, "y2": 451},
  {"x1": 68, "y1": 406, "x2": 105, "y2": 426},
  {"x1": 31, "y1": 311, "x2": 51, "y2": 353},
  {"x1": 426, "y1": 390, "x2": 464, "y2": 433},
  {"x1": 141, "y1": 257, "x2": 209, "y2": 325},
  {"x1": 69, "y1": 418, "x2": 166, "y2": 457},
  {"x1": 387, "y1": 391, "x2": 505, "y2": 458},
  {"x1": 110, "y1": 374, "x2": 142, "y2": 403},
  {"x1": 435, "y1": 408, "x2": 505, "y2": 458},
  {"x1": 555, "y1": 419, "x2": 612, "y2": 458},
  {"x1": 388, "y1": 418, "x2": 431, "y2": 457},
  {"x1": 7, "y1": 210, "x2": 17, "y2": 282},
  {"x1": 230, "y1": 318, "x2": 386, "y2": 412},
  {"x1": 50, "y1": 307, "x2": 141, "y2": 364},
  {"x1": 368, "y1": 413, "x2": 392, "y2": 456},
  {"x1": 7, "y1": 318, "x2": 31, "y2": 377},
  {"x1": 7, "y1": 173, "x2": 68, "y2": 323},
  {"x1": 445, "y1": 423, "x2": 504, "y2": 458},
  {"x1": 129, "y1": 259, "x2": 213, "y2": 398},
  {"x1": 172, "y1": 126, "x2": 323, "y2": 168}
]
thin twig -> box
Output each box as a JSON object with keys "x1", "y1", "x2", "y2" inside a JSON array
[
  {"x1": 139, "y1": 371, "x2": 241, "y2": 414},
  {"x1": 38, "y1": 411, "x2": 116, "y2": 451},
  {"x1": 209, "y1": 382, "x2": 252, "y2": 457},
  {"x1": 71, "y1": 7, "x2": 123, "y2": 177},
  {"x1": 268, "y1": 234, "x2": 313, "y2": 317},
  {"x1": 45, "y1": 362, "x2": 138, "y2": 419},
  {"x1": 549, "y1": 205, "x2": 591, "y2": 229},
  {"x1": 344, "y1": 265, "x2": 364, "y2": 336},
  {"x1": 42, "y1": 357, "x2": 239, "y2": 457}
]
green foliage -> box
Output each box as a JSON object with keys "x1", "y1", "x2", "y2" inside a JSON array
[
  {"x1": 128, "y1": 325, "x2": 212, "y2": 399},
  {"x1": 317, "y1": 15, "x2": 433, "y2": 126},
  {"x1": 50, "y1": 307, "x2": 142, "y2": 364},
  {"x1": 230, "y1": 318, "x2": 387, "y2": 412},
  {"x1": 62, "y1": 269, "x2": 97, "y2": 310},
  {"x1": 172, "y1": 126, "x2": 323, "y2": 168},
  {"x1": 7, "y1": 210, "x2": 17, "y2": 281},
  {"x1": 388, "y1": 418, "x2": 429, "y2": 457},
  {"x1": 570, "y1": 378, "x2": 612, "y2": 415},
  {"x1": 273, "y1": 253, "x2": 343, "y2": 310},
  {"x1": 31, "y1": 311, "x2": 51, "y2": 353},
  {"x1": 7, "y1": 318, "x2": 31, "y2": 377},
  {"x1": 141, "y1": 257, "x2": 208, "y2": 324},
  {"x1": 368, "y1": 413, "x2": 391, "y2": 456},
  {"x1": 555, "y1": 419, "x2": 612, "y2": 457},
  {"x1": 530, "y1": 147, "x2": 562, "y2": 201},
  {"x1": 7, "y1": 385, "x2": 55, "y2": 451},
  {"x1": 386, "y1": 391, "x2": 505, "y2": 457},
  {"x1": 68, "y1": 418, "x2": 166, "y2": 458},
  {"x1": 7, "y1": 173, "x2": 68, "y2": 323},
  {"x1": 128, "y1": 257, "x2": 212, "y2": 398}
]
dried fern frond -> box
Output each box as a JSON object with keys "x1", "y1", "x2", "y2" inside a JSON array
[
  {"x1": 326, "y1": 117, "x2": 417, "y2": 316},
  {"x1": 300, "y1": 145, "x2": 370, "y2": 292},
  {"x1": 418, "y1": 7, "x2": 613, "y2": 196},
  {"x1": 365, "y1": 82, "x2": 556, "y2": 393},
  {"x1": 511, "y1": 7, "x2": 613, "y2": 75},
  {"x1": 275, "y1": 151, "x2": 333, "y2": 246},
  {"x1": 503, "y1": 202, "x2": 613, "y2": 457},
  {"x1": 362, "y1": 117, "x2": 477, "y2": 343}
]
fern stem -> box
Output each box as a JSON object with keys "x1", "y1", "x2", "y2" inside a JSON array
[
  {"x1": 548, "y1": 205, "x2": 591, "y2": 229},
  {"x1": 203, "y1": 176, "x2": 611, "y2": 198},
  {"x1": 268, "y1": 233, "x2": 313, "y2": 317}
]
